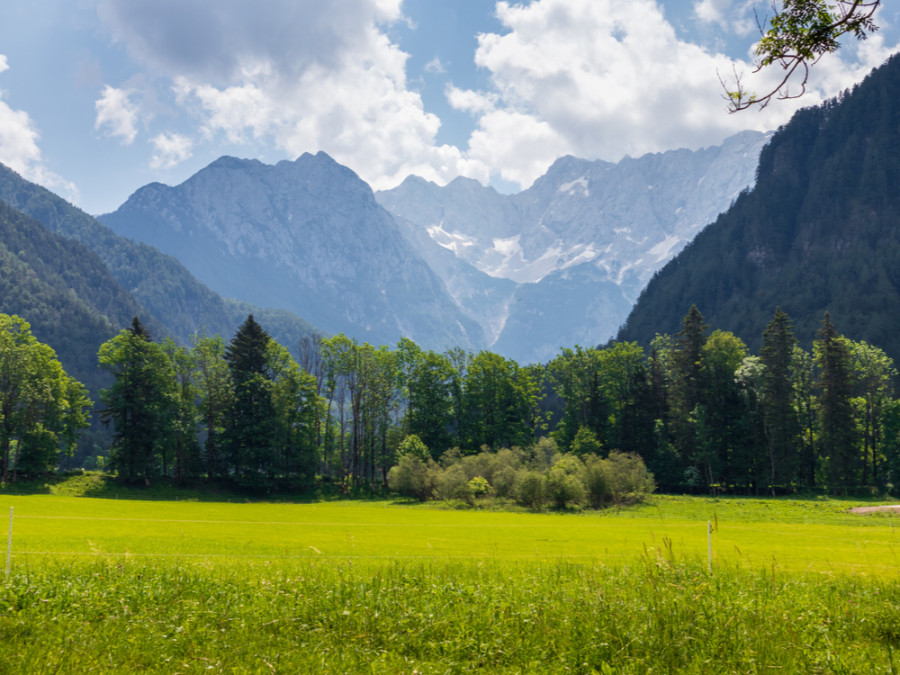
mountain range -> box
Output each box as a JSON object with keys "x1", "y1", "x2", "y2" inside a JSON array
[
  {"x1": 3, "y1": 55, "x2": 898, "y2": 388},
  {"x1": 98, "y1": 131, "x2": 769, "y2": 363}
]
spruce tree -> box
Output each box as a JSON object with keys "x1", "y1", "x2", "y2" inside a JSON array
[
  {"x1": 98, "y1": 317, "x2": 174, "y2": 483},
  {"x1": 761, "y1": 308, "x2": 799, "y2": 490},
  {"x1": 814, "y1": 312, "x2": 858, "y2": 490},
  {"x1": 669, "y1": 305, "x2": 708, "y2": 468},
  {"x1": 224, "y1": 315, "x2": 276, "y2": 487}
]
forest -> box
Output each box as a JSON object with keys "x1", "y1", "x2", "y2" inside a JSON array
[{"x1": 1, "y1": 301, "x2": 898, "y2": 499}]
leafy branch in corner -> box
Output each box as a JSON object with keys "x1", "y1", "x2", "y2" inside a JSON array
[{"x1": 722, "y1": 0, "x2": 880, "y2": 111}]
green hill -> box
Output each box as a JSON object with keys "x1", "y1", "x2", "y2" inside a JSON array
[
  {"x1": 618, "y1": 54, "x2": 900, "y2": 357},
  {"x1": 0, "y1": 200, "x2": 147, "y2": 394},
  {"x1": 0, "y1": 163, "x2": 320, "y2": 352}
]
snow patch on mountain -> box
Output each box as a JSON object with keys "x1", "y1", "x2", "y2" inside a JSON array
[{"x1": 378, "y1": 129, "x2": 772, "y2": 363}]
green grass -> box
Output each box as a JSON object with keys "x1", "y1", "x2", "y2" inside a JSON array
[
  {"x1": 2, "y1": 491, "x2": 900, "y2": 672},
  {"x1": 4, "y1": 493, "x2": 900, "y2": 574}
]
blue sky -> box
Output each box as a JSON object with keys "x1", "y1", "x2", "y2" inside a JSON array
[{"x1": 0, "y1": 0, "x2": 898, "y2": 214}]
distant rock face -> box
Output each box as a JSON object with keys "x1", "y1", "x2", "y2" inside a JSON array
[
  {"x1": 101, "y1": 153, "x2": 483, "y2": 351},
  {"x1": 101, "y1": 132, "x2": 768, "y2": 363},
  {"x1": 377, "y1": 130, "x2": 770, "y2": 362}
]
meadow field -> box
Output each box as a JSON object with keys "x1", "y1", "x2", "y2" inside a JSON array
[{"x1": 2, "y1": 489, "x2": 900, "y2": 672}]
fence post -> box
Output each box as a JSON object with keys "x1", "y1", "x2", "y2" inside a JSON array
[
  {"x1": 6, "y1": 507, "x2": 12, "y2": 579},
  {"x1": 707, "y1": 520, "x2": 712, "y2": 573}
]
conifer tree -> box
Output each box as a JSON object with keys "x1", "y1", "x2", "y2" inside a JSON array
[
  {"x1": 814, "y1": 312, "x2": 858, "y2": 489},
  {"x1": 761, "y1": 308, "x2": 799, "y2": 490},
  {"x1": 224, "y1": 315, "x2": 276, "y2": 487},
  {"x1": 669, "y1": 306, "x2": 708, "y2": 466},
  {"x1": 98, "y1": 317, "x2": 174, "y2": 483}
]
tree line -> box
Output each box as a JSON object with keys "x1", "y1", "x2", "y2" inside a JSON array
[{"x1": 2, "y1": 306, "x2": 898, "y2": 495}]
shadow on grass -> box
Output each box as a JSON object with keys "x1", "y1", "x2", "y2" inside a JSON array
[{"x1": 0, "y1": 472, "x2": 398, "y2": 505}]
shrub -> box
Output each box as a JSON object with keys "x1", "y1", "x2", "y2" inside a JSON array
[
  {"x1": 530, "y1": 437, "x2": 558, "y2": 470},
  {"x1": 515, "y1": 470, "x2": 547, "y2": 509},
  {"x1": 387, "y1": 455, "x2": 435, "y2": 501},
  {"x1": 606, "y1": 451, "x2": 656, "y2": 503},
  {"x1": 571, "y1": 426, "x2": 602, "y2": 457},
  {"x1": 492, "y1": 465, "x2": 519, "y2": 498},
  {"x1": 467, "y1": 476, "x2": 492, "y2": 504},
  {"x1": 546, "y1": 467, "x2": 586, "y2": 509},
  {"x1": 582, "y1": 455, "x2": 613, "y2": 508},
  {"x1": 434, "y1": 464, "x2": 469, "y2": 501}
]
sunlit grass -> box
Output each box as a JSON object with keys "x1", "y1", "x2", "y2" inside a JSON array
[
  {"x1": 2, "y1": 492, "x2": 900, "y2": 672},
  {"x1": 4, "y1": 494, "x2": 900, "y2": 576}
]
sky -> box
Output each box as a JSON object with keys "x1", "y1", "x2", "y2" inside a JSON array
[{"x1": 0, "y1": 0, "x2": 898, "y2": 215}]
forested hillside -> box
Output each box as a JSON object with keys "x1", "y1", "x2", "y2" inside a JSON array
[
  {"x1": 0, "y1": 201, "x2": 151, "y2": 395},
  {"x1": 0, "y1": 163, "x2": 319, "y2": 353},
  {"x1": 618, "y1": 53, "x2": 900, "y2": 361}
]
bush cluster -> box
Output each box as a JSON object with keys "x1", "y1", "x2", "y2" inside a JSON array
[{"x1": 387, "y1": 437, "x2": 656, "y2": 509}]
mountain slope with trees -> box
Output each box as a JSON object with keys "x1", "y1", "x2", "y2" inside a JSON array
[
  {"x1": 619, "y1": 53, "x2": 900, "y2": 363},
  {"x1": 0, "y1": 200, "x2": 152, "y2": 395},
  {"x1": 0, "y1": 162, "x2": 319, "y2": 354}
]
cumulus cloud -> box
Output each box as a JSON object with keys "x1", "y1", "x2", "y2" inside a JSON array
[
  {"x1": 95, "y1": 0, "x2": 479, "y2": 188},
  {"x1": 0, "y1": 55, "x2": 77, "y2": 200},
  {"x1": 447, "y1": 0, "x2": 900, "y2": 190},
  {"x1": 91, "y1": 0, "x2": 900, "y2": 193},
  {"x1": 150, "y1": 131, "x2": 193, "y2": 169},
  {"x1": 94, "y1": 85, "x2": 139, "y2": 144}
]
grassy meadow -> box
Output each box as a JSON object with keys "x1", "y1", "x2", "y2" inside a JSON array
[{"x1": 2, "y1": 486, "x2": 900, "y2": 672}]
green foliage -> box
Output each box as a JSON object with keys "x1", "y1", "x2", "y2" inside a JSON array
[
  {"x1": 571, "y1": 425, "x2": 602, "y2": 457},
  {"x1": 397, "y1": 434, "x2": 429, "y2": 461},
  {"x1": 98, "y1": 318, "x2": 176, "y2": 483},
  {"x1": 514, "y1": 470, "x2": 547, "y2": 509},
  {"x1": 0, "y1": 314, "x2": 90, "y2": 480},
  {"x1": 467, "y1": 475, "x2": 491, "y2": 502},
  {"x1": 0, "y1": 201, "x2": 136, "y2": 404},
  {"x1": 726, "y1": 0, "x2": 880, "y2": 110},
  {"x1": 224, "y1": 315, "x2": 277, "y2": 488},
  {"x1": 815, "y1": 313, "x2": 859, "y2": 489},
  {"x1": 386, "y1": 454, "x2": 434, "y2": 501},
  {"x1": 388, "y1": 442, "x2": 656, "y2": 511},
  {"x1": 546, "y1": 455, "x2": 587, "y2": 509}
]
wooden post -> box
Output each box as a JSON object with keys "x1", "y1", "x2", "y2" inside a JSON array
[{"x1": 6, "y1": 507, "x2": 12, "y2": 579}]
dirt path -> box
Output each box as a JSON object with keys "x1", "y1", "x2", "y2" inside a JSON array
[{"x1": 850, "y1": 504, "x2": 900, "y2": 514}]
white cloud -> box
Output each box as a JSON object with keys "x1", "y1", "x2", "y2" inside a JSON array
[
  {"x1": 96, "y1": 0, "x2": 478, "y2": 189},
  {"x1": 693, "y1": 1, "x2": 765, "y2": 37},
  {"x1": 92, "y1": 0, "x2": 900, "y2": 194},
  {"x1": 694, "y1": 0, "x2": 731, "y2": 25},
  {"x1": 94, "y1": 85, "x2": 139, "y2": 144},
  {"x1": 0, "y1": 55, "x2": 77, "y2": 201},
  {"x1": 150, "y1": 131, "x2": 193, "y2": 169},
  {"x1": 447, "y1": 0, "x2": 900, "y2": 190},
  {"x1": 446, "y1": 85, "x2": 497, "y2": 115},
  {"x1": 424, "y1": 57, "x2": 446, "y2": 74}
]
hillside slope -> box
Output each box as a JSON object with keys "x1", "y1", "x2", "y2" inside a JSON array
[
  {"x1": 0, "y1": 163, "x2": 318, "y2": 351},
  {"x1": 618, "y1": 55, "x2": 900, "y2": 357}
]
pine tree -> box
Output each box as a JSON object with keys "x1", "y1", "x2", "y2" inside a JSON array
[
  {"x1": 98, "y1": 317, "x2": 174, "y2": 483},
  {"x1": 223, "y1": 315, "x2": 276, "y2": 488},
  {"x1": 761, "y1": 308, "x2": 799, "y2": 490},
  {"x1": 814, "y1": 312, "x2": 858, "y2": 490},
  {"x1": 669, "y1": 306, "x2": 708, "y2": 467}
]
